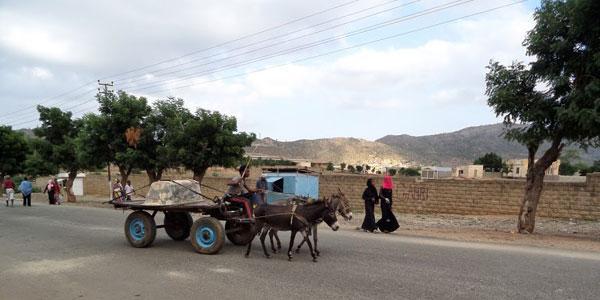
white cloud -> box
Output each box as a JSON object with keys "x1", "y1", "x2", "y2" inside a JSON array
[
  {"x1": 22, "y1": 66, "x2": 53, "y2": 79},
  {"x1": 0, "y1": 0, "x2": 537, "y2": 140}
]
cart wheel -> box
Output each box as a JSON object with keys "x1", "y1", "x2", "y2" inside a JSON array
[
  {"x1": 124, "y1": 211, "x2": 156, "y2": 248},
  {"x1": 164, "y1": 212, "x2": 193, "y2": 241},
  {"x1": 225, "y1": 220, "x2": 256, "y2": 245},
  {"x1": 190, "y1": 217, "x2": 224, "y2": 254}
]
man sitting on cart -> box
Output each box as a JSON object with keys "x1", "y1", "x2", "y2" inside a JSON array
[{"x1": 225, "y1": 165, "x2": 261, "y2": 219}]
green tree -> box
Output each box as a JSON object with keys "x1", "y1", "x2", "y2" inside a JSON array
[
  {"x1": 326, "y1": 162, "x2": 334, "y2": 171},
  {"x1": 347, "y1": 165, "x2": 355, "y2": 173},
  {"x1": 138, "y1": 98, "x2": 191, "y2": 183},
  {"x1": 78, "y1": 91, "x2": 151, "y2": 185},
  {"x1": 175, "y1": 109, "x2": 255, "y2": 183},
  {"x1": 559, "y1": 149, "x2": 582, "y2": 175},
  {"x1": 399, "y1": 167, "x2": 420, "y2": 176},
  {"x1": 473, "y1": 152, "x2": 504, "y2": 172},
  {"x1": 387, "y1": 168, "x2": 397, "y2": 176},
  {"x1": 355, "y1": 165, "x2": 364, "y2": 173},
  {"x1": 33, "y1": 106, "x2": 88, "y2": 202},
  {"x1": 0, "y1": 126, "x2": 29, "y2": 182},
  {"x1": 340, "y1": 163, "x2": 346, "y2": 172},
  {"x1": 485, "y1": 0, "x2": 600, "y2": 233},
  {"x1": 365, "y1": 165, "x2": 371, "y2": 172}
]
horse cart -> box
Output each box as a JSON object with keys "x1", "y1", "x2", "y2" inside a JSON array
[{"x1": 111, "y1": 180, "x2": 255, "y2": 255}]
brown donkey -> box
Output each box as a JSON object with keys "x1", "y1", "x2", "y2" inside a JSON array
[{"x1": 245, "y1": 198, "x2": 339, "y2": 262}]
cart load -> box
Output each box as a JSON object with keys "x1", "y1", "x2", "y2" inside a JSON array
[
  {"x1": 144, "y1": 180, "x2": 214, "y2": 207},
  {"x1": 112, "y1": 179, "x2": 256, "y2": 255}
]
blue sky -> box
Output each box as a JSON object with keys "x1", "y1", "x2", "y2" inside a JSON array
[{"x1": 0, "y1": 0, "x2": 541, "y2": 141}]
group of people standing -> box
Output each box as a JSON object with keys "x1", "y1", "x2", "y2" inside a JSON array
[
  {"x1": 112, "y1": 179, "x2": 135, "y2": 202},
  {"x1": 2, "y1": 175, "x2": 34, "y2": 207},
  {"x1": 361, "y1": 175, "x2": 400, "y2": 233}
]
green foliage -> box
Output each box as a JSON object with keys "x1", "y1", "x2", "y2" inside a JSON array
[
  {"x1": 175, "y1": 108, "x2": 255, "y2": 181},
  {"x1": 23, "y1": 139, "x2": 58, "y2": 177},
  {"x1": 474, "y1": 152, "x2": 504, "y2": 172},
  {"x1": 326, "y1": 162, "x2": 334, "y2": 171},
  {"x1": 355, "y1": 165, "x2": 363, "y2": 173},
  {"x1": 365, "y1": 165, "x2": 371, "y2": 171},
  {"x1": 78, "y1": 91, "x2": 151, "y2": 180},
  {"x1": 559, "y1": 161, "x2": 578, "y2": 175},
  {"x1": 487, "y1": 0, "x2": 600, "y2": 150},
  {"x1": 347, "y1": 165, "x2": 355, "y2": 173},
  {"x1": 559, "y1": 148, "x2": 584, "y2": 175},
  {"x1": 137, "y1": 98, "x2": 191, "y2": 181},
  {"x1": 0, "y1": 126, "x2": 29, "y2": 177},
  {"x1": 252, "y1": 158, "x2": 296, "y2": 166},
  {"x1": 387, "y1": 168, "x2": 397, "y2": 176},
  {"x1": 340, "y1": 163, "x2": 346, "y2": 171},
  {"x1": 31, "y1": 106, "x2": 84, "y2": 176},
  {"x1": 399, "y1": 167, "x2": 420, "y2": 176}
]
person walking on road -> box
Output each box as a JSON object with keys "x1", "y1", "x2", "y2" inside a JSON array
[
  {"x1": 377, "y1": 175, "x2": 399, "y2": 233},
  {"x1": 3, "y1": 175, "x2": 15, "y2": 207},
  {"x1": 53, "y1": 178, "x2": 63, "y2": 205},
  {"x1": 361, "y1": 178, "x2": 379, "y2": 232},
  {"x1": 19, "y1": 176, "x2": 33, "y2": 207},
  {"x1": 43, "y1": 178, "x2": 56, "y2": 205}
]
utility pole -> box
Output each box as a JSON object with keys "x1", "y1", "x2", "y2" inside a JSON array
[{"x1": 98, "y1": 80, "x2": 114, "y2": 201}]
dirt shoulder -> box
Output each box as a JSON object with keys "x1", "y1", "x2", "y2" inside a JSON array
[
  {"x1": 31, "y1": 193, "x2": 600, "y2": 253},
  {"x1": 345, "y1": 212, "x2": 600, "y2": 253}
]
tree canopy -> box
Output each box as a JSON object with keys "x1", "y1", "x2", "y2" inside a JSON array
[
  {"x1": 474, "y1": 152, "x2": 504, "y2": 172},
  {"x1": 175, "y1": 109, "x2": 255, "y2": 182},
  {"x1": 485, "y1": 0, "x2": 600, "y2": 233},
  {"x1": 0, "y1": 126, "x2": 29, "y2": 179}
]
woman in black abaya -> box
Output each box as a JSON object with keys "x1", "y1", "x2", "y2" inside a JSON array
[
  {"x1": 377, "y1": 175, "x2": 399, "y2": 233},
  {"x1": 361, "y1": 178, "x2": 378, "y2": 232}
]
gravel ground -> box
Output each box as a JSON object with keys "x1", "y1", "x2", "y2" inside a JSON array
[{"x1": 27, "y1": 193, "x2": 600, "y2": 252}]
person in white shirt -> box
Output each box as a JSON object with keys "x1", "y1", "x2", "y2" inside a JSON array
[{"x1": 124, "y1": 180, "x2": 135, "y2": 201}]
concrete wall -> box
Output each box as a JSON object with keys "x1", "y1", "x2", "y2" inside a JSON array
[{"x1": 82, "y1": 172, "x2": 600, "y2": 220}]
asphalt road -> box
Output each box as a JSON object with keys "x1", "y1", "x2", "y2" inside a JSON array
[{"x1": 1, "y1": 203, "x2": 599, "y2": 300}]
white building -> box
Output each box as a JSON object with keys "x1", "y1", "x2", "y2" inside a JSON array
[
  {"x1": 452, "y1": 165, "x2": 484, "y2": 179},
  {"x1": 506, "y1": 159, "x2": 561, "y2": 178},
  {"x1": 421, "y1": 166, "x2": 453, "y2": 179}
]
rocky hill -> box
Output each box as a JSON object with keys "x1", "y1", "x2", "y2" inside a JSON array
[
  {"x1": 250, "y1": 124, "x2": 600, "y2": 166},
  {"x1": 249, "y1": 137, "x2": 406, "y2": 166}
]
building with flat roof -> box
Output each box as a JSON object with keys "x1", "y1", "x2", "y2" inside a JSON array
[
  {"x1": 452, "y1": 165, "x2": 484, "y2": 179},
  {"x1": 506, "y1": 159, "x2": 560, "y2": 178}
]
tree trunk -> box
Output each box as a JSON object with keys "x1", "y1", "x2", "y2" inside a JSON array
[
  {"x1": 118, "y1": 165, "x2": 132, "y2": 186},
  {"x1": 65, "y1": 170, "x2": 78, "y2": 202},
  {"x1": 192, "y1": 167, "x2": 208, "y2": 184},
  {"x1": 517, "y1": 139, "x2": 563, "y2": 233},
  {"x1": 146, "y1": 169, "x2": 163, "y2": 184}
]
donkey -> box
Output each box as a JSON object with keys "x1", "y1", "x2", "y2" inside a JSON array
[
  {"x1": 245, "y1": 198, "x2": 339, "y2": 262},
  {"x1": 268, "y1": 189, "x2": 352, "y2": 256}
]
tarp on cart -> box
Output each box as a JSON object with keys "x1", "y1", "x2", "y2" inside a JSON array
[{"x1": 143, "y1": 180, "x2": 207, "y2": 206}]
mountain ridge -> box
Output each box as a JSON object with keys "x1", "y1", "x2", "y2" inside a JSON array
[{"x1": 249, "y1": 123, "x2": 600, "y2": 166}]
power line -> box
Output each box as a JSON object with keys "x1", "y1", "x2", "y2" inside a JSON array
[
  {"x1": 125, "y1": 0, "x2": 473, "y2": 92},
  {"x1": 5, "y1": 0, "x2": 526, "y2": 127},
  {"x1": 115, "y1": 0, "x2": 416, "y2": 86},
  {"x1": 1, "y1": 0, "x2": 361, "y2": 121},
  {"x1": 139, "y1": 0, "x2": 528, "y2": 96},
  {"x1": 101, "y1": 0, "x2": 361, "y2": 82}
]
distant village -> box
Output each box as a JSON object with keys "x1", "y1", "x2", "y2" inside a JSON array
[{"x1": 246, "y1": 153, "x2": 562, "y2": 181}]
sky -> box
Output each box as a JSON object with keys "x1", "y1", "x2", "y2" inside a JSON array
[{"x1": 0, "y1": 0, "x2": 541, "y2": 141}]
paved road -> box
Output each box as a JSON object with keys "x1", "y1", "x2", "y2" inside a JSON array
[{"x1": 1, "y1": 203, "x2": 599, "y2": 300}]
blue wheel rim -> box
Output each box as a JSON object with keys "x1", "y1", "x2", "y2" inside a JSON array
[
  {"x1": 129, "y1": 219, "x2": 145, "y2": 241},
  {"x1": 195, "y1": 226, "x2": 216, "y2": 248}
]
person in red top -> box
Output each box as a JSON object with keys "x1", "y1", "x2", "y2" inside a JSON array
[
  {"x1": 3, "y1": 175, "x2": 16, "y2": 207},
  {"x1": 43, "y1": 179, "x2": 56, "y2": 205}
]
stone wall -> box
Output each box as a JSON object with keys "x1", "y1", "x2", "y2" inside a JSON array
[{"x1": 82, "y1": 173, "x2": 600, "y2": 220}]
